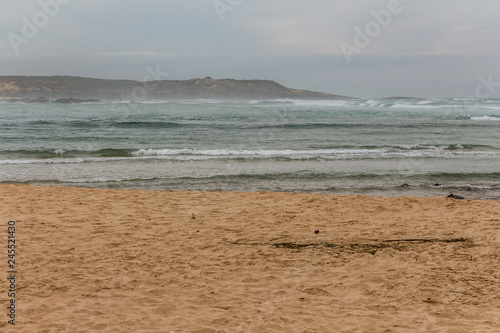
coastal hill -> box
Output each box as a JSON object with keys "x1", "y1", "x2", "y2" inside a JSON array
[{"x1": 0, "y1": 76, "x2": 348, "y2": 101}]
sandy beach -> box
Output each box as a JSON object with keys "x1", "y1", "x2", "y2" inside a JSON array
[{"x1": 1, "y1": 184, "x2": 499, "y2": 332}]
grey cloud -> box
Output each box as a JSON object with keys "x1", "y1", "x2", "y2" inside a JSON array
[{"x1": 1, "y1": 0, "x2": 499, "y2": 97}]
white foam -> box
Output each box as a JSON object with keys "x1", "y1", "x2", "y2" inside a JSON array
[
  {"x1": 3, "y1": 147, "x2": 500, "y2": 166},
  {"x1": 470, "y1": 116, "x2": 500, "y2": 121},
  {"x1": 358, "y1": 99, "x2": 385, "y2": 107},
  {"x1": 389, "y1": 103, "x2": 464, "y2": 109},
  {"x1": 174, "y1": 99, "x2": 228, "y2": 105},
  {"x1": 131, "y1": 148, "x2": 387, "y2": 158},
  {"x1": 268, "y1": 99, "x2": 356, "y2": 108}
]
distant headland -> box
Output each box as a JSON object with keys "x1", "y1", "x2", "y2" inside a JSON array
[{"x1": 0, "y1": 75, "x2": 350, "y2": 101}]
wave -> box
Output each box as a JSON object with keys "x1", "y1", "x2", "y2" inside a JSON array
[
  {"x1": 470, "y1": 116, "x2": 500, "y2": 122},
  {"x1": 2, "y1": 120, "x2": 190, "y2": 129},
  {"x1": 274, "y1": 98, "x2": 479, "y2": 109},
  {"x1": 249, "y1": 122, "x2": 470, "y2": 130},
  {"x1": 248, "y1": 99, "x2": 295, "y2": 105},
  {"x1": 64, "y1": 120, "x2": 188, "y2": 129},
  {"x1": 3, "y1": 146, "x2": 499, "y2": 165},
  {"x1": 131, "y1": 147, "x2": 389, "y2": 157},
  {"x1": 5, "y1": 112, "x2": 500, "y2": 133},
  {"x1": 0, "y1": 148, "x2": 134, "y2": 158},
  {"x1": 131, "y1": 145, "x2": 497, "y2": 157},
  {"x1": 1, "y1": 177, "x2": 161, "y2": 184},
  {"x1": 389, "y1": 103, "x2": 466, "y2": 110},
  {"x1": 397, "y1": 144, "x2": 495, "y2": 151},
  {"x1": 248, "y1": 99, "x2": 359, "y2": 108},
  {"x1": 111, "y1": 121, "x2": 186, "y2": 128}
]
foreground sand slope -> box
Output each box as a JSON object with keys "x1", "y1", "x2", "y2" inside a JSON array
[{"x1": 1, "y1": 185, "x2": 499, "y2": 332}]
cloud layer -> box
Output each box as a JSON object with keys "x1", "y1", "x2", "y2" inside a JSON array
[{"x1": 1, "y1": 0, "x2": 499, "y2": 97}]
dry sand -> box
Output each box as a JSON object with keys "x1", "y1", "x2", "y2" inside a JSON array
[{"x1": 1, "y1": 184, "x2": 499, "y2": 332}]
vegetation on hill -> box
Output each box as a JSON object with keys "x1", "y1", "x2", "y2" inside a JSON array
[{"x1": 0, "y1": 76, "x2": 349, "y2": 100}]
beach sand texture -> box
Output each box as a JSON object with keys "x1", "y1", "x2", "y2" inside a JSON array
[{"x1": 1, "y1": 184, "x2": 499, "y2": 332}]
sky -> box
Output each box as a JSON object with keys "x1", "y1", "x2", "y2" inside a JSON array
[{"x1": 1, "y1": 0, "x2": 500, "y2": 98}]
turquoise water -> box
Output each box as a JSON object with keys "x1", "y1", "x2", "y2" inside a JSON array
[{"x1": 1, "y1": 98, "x2": 499, "y2": 199}]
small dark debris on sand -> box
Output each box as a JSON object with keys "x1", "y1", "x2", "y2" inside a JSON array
[{"x1": 447, "y1": 194, "x2": 465, "y2": 200}]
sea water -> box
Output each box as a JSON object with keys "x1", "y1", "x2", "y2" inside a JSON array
[{"x1": 1, "y1": 98, "x2": 499, "y2": 199}]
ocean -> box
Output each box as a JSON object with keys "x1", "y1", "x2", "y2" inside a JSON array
[{"x1": 1, "y1": 98, "x2": 499, "y2": 199}]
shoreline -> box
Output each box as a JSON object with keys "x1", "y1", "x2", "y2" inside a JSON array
[
  {"x1": 1, "y1": 184, "x2": 500, "y2": 332},
  {"x1": 2, "y1": 182, "x2": 498, "y2": 201}
]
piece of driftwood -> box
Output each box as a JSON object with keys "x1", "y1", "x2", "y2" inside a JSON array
[
  {"x1": 231, "y1": 237, "x2": 472, "y2": 255},
  {"x1": 382, "y1": 237, "x2": 468, "y2": 243}
]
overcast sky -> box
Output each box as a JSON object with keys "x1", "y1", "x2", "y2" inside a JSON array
[{"x1": 1, "y1": 0, "x2": 499, "y2": 98}]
